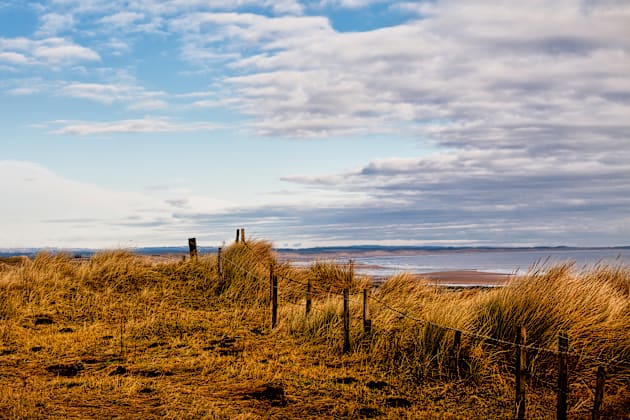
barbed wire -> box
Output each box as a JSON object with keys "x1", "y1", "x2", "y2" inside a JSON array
[
  {"x1": 368, "y1": 294, "x2": 522, "y2": 349},
  {"x1": 276, "y1": 269, "x2": 364, "y2": 297},
  {"x1": 222, "y1": 255, "x2": 330, "y2": 300},
  {"x1": 367, "y1": 294, "x2": 630, "y2": 369},
  {"x1": 221, "y1": 256, "x2": 267, "y2": 282},
  {"x1": 221, "y1": 250, "x2": 630, "y2": 370},
  {"x1": 278, "y1": 297, "x2": 328, "y2": 314},
  {"x1": 566, "y1": 344, "x2": 630, "y2": 369},
  {"x1": 281, "y1": 273, "x2": 369, "y2": 308}
]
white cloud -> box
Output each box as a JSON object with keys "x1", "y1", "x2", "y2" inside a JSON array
[
  {"x1": 0, "y1": 160, "x2": 163, "y2": 247},
  {"x1": 267, "y1": 0, "x2": 303, "y2": 15},
  {"x1": 0, "y1": 51, "x2": 30, "y2": 65},
  {"x1": 314, "y1": 0, "x2": 387, "y2": 9},
  {"x1": 0, "y1": 37, "x2": 100, "y2": 67},
  {"x1": 6, "y1": 87, "x2": 38, "y2": 95},
  {"x1": 98, "y1": 11, "x2": 145, "y2": 27},
  {"x1": 152, "y1": 0, "x2": 304, "y2": 16},
  {"x1": 42, "y1": 0, "x2": 304, "y2": 35},
  {"x1": 2, "y1": 77, "x2": 171, "y2": 110},
  {"x1": 166, "y1": 1, "x2": 630, "y2": 146},
  {"x1": 284, "y1": 147, "x2": 630, "y2": 241},
  {"x1": 0, "y1": 160, "x2": 233, "y2": 248},
  {"x1": 46, "y1": 117, "x2": 220, "y2": 135},
  {"x1": 2, "y1": 0, "x2": 629, "y2": 247},
  {"x1": 33, "y1": 40, "x2": 100, "y2": 63},
  {"x1": 101, "y1": 38, "x2": 131, "y2": 55},
  {"x1": 36, "y1": 13, "x2": 75, "y2": 36},
  {"x1": 60, "y1": 82, "x2": 126, "y2": 103},
  {"x1": 0, "y1": 77, "x2": 46, "y2": 95},
  {"x1": 171, "y1": 12, "x2": 331, "y2": 44},
  {"x1": 127, "y1": 99, "x2": 168, "y2": 110},
  {"x1": 276, "y1": 145, "x2": 630, "y2": 245},
  {"x1": 59, "y1": 81, "x2": 167, "y2": 109}
]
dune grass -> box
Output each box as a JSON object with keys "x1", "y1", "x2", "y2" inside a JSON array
[{"x1": 0, "y1": 241, "x2": 628, "y2": 418}]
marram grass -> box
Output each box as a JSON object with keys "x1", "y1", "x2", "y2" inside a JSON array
[{"x1": 0, "y1": 243, "x2": 628, "y2": 419}]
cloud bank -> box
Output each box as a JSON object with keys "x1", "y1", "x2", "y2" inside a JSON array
[
  {"x1": 0, "y1": 161, "x2": 234, "y2": 248},
  {"x1": 1, "y1": 0, "x2": 628, "y2": 247}
]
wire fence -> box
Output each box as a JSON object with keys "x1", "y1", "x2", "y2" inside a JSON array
[
  {"x1": 223, "y1": 247, "x2": 630, "y2": 367},
  {"x1": 208, "y1": 234, "x2": 630, "y2": 419},
  {"x1": 229, "y1": 255, "x2": 627, "y2": 361}
]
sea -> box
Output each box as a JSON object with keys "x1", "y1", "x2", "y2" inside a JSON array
[
  {"x1": 318, "y1": 248, "x2": 630, "y2": 277},
  {"x1": 3, "y1": 246, "x2": 629, "y2": 279}
]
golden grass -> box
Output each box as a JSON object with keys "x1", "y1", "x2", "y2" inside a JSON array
[{"x1": 0, "y1": 241, "x2": 628, "y2": 418}]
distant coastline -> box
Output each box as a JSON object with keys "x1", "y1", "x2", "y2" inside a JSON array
[
  {"x1": 3, "y1": 244, "x2": 629, "y2": 288},
  {"x1": 275, "y1": 244, "x2": 630, "y2": 260},
  {"x1": 1, "y1": 244, "x2": 629, "y2": 258}
]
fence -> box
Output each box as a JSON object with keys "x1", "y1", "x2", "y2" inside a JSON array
[{"x1": 190, "y1": 231, "x2": 629, "y2": 420}]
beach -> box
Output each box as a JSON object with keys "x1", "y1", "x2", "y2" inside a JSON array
[
  {"x1": 278, "y1": 251, "x2": 515, "y2": 287},
  {"x1": 415, "y1": 270, "x2": 513, "y2": 287},
  {"x1": 278, "y1": 246, "x2": 630, "y2": 287}
]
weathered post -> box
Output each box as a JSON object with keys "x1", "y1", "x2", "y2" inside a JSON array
[
  {"x1": 557, "y1": 333, "x2": 569, "y2": 420},
  {"x1": 240, "y1": 228, "x2": 246, "y2": 243},
  {"x1": 270, "y1": 264, "x2": 278, "y2": 329},
  {"x1": 120, "y1": 318, "x2": 124, "y2": 358},
  {"x1": 188, "y1": 238, "x2": 198, "y2": 260},
  {"x1": 592, "y1": 366, "x2": 606, "y2": 420},
  {"x1": 306, "y1": 280, "x2": 312, "y2": 316},
  {"x1": 217, "y1": 247, "x2": 223, "y2": 279},
  {"x1": 449, "y1": 330, "x2": 462, "y2": 376},
  {"x1": 343, "y1": 288, "x2": 350, "y2": 353},
  {"x1": 235, "y1": 229, "x2": 240, "y2": 243},
  {"x1": 515, "y1": 326, "x2": 527, "y2": 420},
  {"x1": 362, "y1": 288, "x2": 371, "y2": 337}
]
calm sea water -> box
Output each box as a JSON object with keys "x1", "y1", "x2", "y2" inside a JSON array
[{"x1": 350, "y1": 248, "x2": 630, "y2": 277}]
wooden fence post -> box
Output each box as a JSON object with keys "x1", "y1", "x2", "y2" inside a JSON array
[
  {"x1": 188, "y1": 238, "x2": 198, "y2": 260},
  {"x1": 592, "y1": 366, "x2": 606, "y2": 420},
  {"x1": 515, "y1": 326, "x2": 527, "y2": 420},
  {"x1": 217, "y1": 247, "x2": 223, "y2": 279},
  {"x1": 343, "y1": 288, "x2": 350, "y2": 353},
  {"x1": 241, "y1": 228, "x2": 246, "y2": 243},
  {"x1": 270, "y1": 264, "x2": 278, "y2": 329},
  {"x1": 362, "y1": 288, "x2": 371, "y2": 337},
  {"x1": 306, "y1": 280, "x2": 312, "y2": 316},
  {"x1": 557, "y1": 333, "x2": 569, "y2": 420},
  {"x1": 119, "y1": 316, "x2": 124, "y2": 358},
  {"x1": 449, "y1": 330, "x2": 462, "y2": 376},
  {"x1": 235, "y1": 229, "x2": 240, "y2": 243}
]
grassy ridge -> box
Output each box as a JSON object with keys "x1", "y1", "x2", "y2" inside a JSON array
[{"x1": 0, "y1": 241, "x2": 629, "y2": 418}]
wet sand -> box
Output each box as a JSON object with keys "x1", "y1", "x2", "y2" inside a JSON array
[
  {"x1": 415, "y1": 270, "x2": 513, "y2": 287},
  {"x1": 280, "y1": 253, "x2": 514, "y2": 287},
  {"x1": 278, "y1": 252, "x2": 515, "y2": 287}
]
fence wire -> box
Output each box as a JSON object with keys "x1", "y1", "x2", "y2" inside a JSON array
[
  {"x1": 218, "y1": 251, "x2": 630, "y2": 370},
  {"x1": 368, "y1": 294, "x2": 630, "y2": 369}
]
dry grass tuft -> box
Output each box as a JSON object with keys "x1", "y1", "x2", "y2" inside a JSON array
[
  {"x1": 0, "y1": 244, "x2": 628, "y2": 418},
  {"x1": 216, "y1": 240, "x2": 276, "y2": 305}
]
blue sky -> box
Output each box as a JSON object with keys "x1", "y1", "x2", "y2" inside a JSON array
[{"x1": 1, "y1": 0, "x2": 629, "y2": 249}]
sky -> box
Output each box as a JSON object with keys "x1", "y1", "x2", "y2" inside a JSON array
[{"x1": 1, "y1": 0, "x2": 629, "y2": 249}]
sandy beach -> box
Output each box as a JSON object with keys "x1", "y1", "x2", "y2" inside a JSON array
[
  {"x1": 277, "y1": 251, "x2": 516, "y2": 287},
  {"x1": 415, "y1": 270, "x2": 513, "y2": 287}
]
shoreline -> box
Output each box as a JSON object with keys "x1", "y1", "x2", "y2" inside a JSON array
[
  {"x1": 413, "y1": 270, "x2": 514, "y2": 287},
  {"x1": 366, "y1": 270, "x2": 514, "y2": 287}
]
